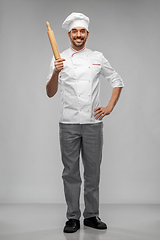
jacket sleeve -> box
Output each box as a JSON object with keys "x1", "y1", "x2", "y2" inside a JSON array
[
  {"x1": 46, "y1": 56, "x2": 55, "y2": 83},
  {"x1": 101, "y1": 54, "x2": 124, "y2": 88}
]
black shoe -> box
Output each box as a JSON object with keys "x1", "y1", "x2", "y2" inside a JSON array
[
  {"x1": 63, "y1": 219, "x2": 80, "y2": 233},
  {"x1": 84, "y1": 216, "x2": 107, "y2": 230}
]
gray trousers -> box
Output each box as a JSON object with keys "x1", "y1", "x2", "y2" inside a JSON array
[{"x1": 59, "y1": 122, "x2": 103, "y2": 220}]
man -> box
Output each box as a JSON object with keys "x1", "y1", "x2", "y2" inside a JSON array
[{"x1": 46, "y1": 12, "x2": 124, "y2": 233}]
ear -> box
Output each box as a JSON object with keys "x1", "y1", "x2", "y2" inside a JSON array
[
  {"x1": 68, "y1": 32, "x2": 71, "y2": 38},
  {"x1": 87, "y1": 31, "x2": 89, "y2": 38}
]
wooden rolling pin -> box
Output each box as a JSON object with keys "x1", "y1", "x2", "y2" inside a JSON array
[{"x1": 46, "y1": 21, "x2": 61, "y2": 60}]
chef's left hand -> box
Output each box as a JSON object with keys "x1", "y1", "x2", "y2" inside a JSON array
[{"x1": 94, "y1": 106, "x2": 113, "y2": 120}]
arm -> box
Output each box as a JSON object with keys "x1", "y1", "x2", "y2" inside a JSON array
[
  {"x1": 94, "y1": 87, "x2": 123, "y2": 120},
  {"x1": 46, "y1": 58, "x2": 65, "y2": 98}
]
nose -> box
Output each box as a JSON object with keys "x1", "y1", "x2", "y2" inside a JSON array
[{"x1": 77, "y1": 31, "x2": 81, "y2": 37}]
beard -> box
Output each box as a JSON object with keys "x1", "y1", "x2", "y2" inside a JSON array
[{"x1": 70, "y1": 36, "x2": 87, "y2": 49}]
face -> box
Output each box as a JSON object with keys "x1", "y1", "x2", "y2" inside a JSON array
[{"x1": 68, "y1": 27, "x2": 89, "y2": 50}]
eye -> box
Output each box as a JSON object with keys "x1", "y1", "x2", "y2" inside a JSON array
[
  {"x1": 72, "y1": 30, "x2": 77, "y2": 34},
  {"x1": 81, "y1": 30, "x2": 86, "y2": 34}
]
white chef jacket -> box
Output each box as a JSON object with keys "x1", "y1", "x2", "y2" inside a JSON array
[{"x1": 47, "y1": 47, "x2": 124, "y2": 124}]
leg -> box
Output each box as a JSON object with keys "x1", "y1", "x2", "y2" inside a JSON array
[
  {"x1": 59, "y1": 123, "x2": 82, "y2": 220},
  {"x1": 81, "y1": 123, "x2": 103, "y2": 219}
]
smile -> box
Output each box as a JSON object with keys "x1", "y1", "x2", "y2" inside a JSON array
[{"x1": 76, "y1": 39, "x2": 83, "y2": 42}]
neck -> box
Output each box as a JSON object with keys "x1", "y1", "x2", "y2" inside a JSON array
[{"x1": 70, "y1": 44, "x2": 86, "y2": 51}]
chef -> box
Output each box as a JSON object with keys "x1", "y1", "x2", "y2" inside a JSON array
[{"x1": 46, "y1": 12, "x2": 124, "y2": 233}]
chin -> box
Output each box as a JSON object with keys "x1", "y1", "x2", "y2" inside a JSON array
[{"x1": 74, "y1": 41, "x2": 85, "y2": 48}]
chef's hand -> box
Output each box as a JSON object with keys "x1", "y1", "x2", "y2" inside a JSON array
[
  {"x1": 54, "y1": 58, "x2": 65, "y2": 73},
  {"x1": 94, "y1": 105, "x2": 113, "y2": 120}
]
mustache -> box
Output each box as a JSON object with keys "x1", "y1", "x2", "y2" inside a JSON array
[{"x1": 73, "y1": 36, "x2": 84, "y2": 40}]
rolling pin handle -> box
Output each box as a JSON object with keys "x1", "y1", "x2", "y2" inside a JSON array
[{"x1": 46, "y1": 21, "x2": 50, "y2": 31}]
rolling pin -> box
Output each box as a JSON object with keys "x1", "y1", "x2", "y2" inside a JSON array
[{"x1": 46, "y1": 21, "x2": 61, "y2": 60}]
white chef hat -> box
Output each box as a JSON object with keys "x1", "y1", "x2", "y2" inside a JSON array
[{"x1": 62, "y1": 12, "x2": 89, "y2": 32}]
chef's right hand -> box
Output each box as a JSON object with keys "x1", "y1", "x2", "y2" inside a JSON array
[{"x1": 54, "y1": 58, "x2": 65, "y2": 73}]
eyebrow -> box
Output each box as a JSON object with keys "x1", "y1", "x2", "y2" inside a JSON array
[{"x1": 71, "y1": 28, "x2": 86, "y2": 31}]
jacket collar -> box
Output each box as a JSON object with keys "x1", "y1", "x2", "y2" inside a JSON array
[{"x1": 70, "y1": 46, "x2": 86, "y2": 57}]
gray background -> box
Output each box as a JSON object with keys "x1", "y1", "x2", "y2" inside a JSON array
[{"x1": 0, "y1": 0, "x2": 159, "y2": 204}]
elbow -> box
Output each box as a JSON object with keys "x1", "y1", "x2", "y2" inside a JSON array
[
  {"x1": 47, "y1": 93, "x2": 53, "y2": 98},
  {"x1": 46, "y1": 91, "x2": 54, "y2": 98},
  {"x1": 46, "y1": 81, "x2": 58, "y2": 98},
  {"x1": 46, "y1": 88, "x2": 57, "y2": 98}
]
